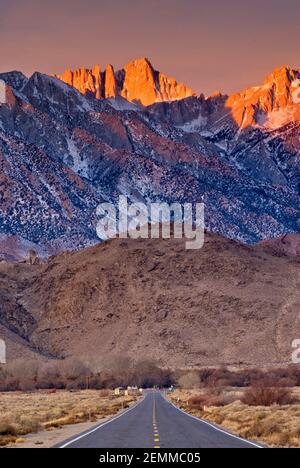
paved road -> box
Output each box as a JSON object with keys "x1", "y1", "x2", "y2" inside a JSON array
[{"x1": 58, "y1": 392, "x2": 262, "y2": 448}]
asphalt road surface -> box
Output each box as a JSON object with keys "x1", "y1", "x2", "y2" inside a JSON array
[{"x1": 58, "y1": 392, "x2": 262, "y2": 448}]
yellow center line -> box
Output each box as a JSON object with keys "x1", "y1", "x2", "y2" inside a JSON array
[{"x1": 152, "y1": 392, "x2": 161, "y2": 448}]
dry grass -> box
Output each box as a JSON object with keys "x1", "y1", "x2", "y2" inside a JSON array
[
  {"x1": 0, "y1": 390, "x2": 138, "y2": 447},
  {"x1": 170, "y1": 389, "x2": 300, "y2": 448}
]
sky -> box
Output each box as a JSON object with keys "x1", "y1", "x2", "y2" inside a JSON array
[{"x1": 0, "y1": 0, "x2": 300, "y2": 95}]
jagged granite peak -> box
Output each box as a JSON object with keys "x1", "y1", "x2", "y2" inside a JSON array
[
  {"x1": 120, "y1": 57, "x2": 158, "y2": 105},
  {"x1": 58, "y1": 64, "x2": 103, "y2": 99},
  {"x1": 224, "y1": 65, "x2": 300, "y2": 129},
  {"x1": 56, "y1": 57, "x2": 196, "y2": 106},
  {"x1": 104, "y1": 64, "x2": 117, "y2": 99},
  {"x1": 263, "y1": 65, "x2": 298, "y2": 88}
]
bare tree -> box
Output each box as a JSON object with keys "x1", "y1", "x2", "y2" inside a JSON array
[{"x1": 178, "y1": 371, "x2": 200, "y2": 389}]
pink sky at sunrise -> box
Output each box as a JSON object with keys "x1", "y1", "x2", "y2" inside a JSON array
[{"x1": 0, "y1": 0, "x2": 300, "y2": 96}]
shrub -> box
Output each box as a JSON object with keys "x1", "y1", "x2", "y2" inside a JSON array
[
  {"x1": 241, "y1": 385, "x2": 293, "y2": 406},
  {"x1": 0, "y1": 422, "x2": 17, "y2": 436},
  {"x1": 17, "y1": 418, "x2": 41, "y2": 435},
  {"x1": 188, "y1": 393, "x2": 232, "y2": 408},
  {"x1": 188, "y1": 395, "x2": 207, "y2": 407},
  {"x1": 204, "y1": 394, "x2": 234, "y2": 407}
]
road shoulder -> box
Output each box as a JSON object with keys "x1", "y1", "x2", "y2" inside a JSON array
[{"x1": 7, "y1": 398, "x2": 142, "y2": 449}]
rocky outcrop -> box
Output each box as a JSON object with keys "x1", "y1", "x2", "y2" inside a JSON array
[
  {"x1": 259, "y1": 233, "x2": 300, "y2": 257},
  {"x1": 104, "y1": 64, "x2": 117, "y2": 99},
  {"x1": 57, "y1": 58, "x2": 195, "y2": 106},
  {"x1": 58, "y1": 65, "x2": 102, "y2": 99}
]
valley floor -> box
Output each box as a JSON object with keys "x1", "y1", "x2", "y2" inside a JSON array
[
  {"x1": 2, "y1": 387, "x2": 300, "y2": 448},
  {"x1": 169, "y1": 389, "x2": 300, "y2": 448},
  {"x1": 0, "y1": 390, "x2": 139, "y2": 448}
]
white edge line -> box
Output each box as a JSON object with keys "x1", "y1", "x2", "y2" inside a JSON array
[
  {"x1": 59, "y1": 394, "x2": 146, "y2": 448},
  {"x1": 162, "y1": 393, "x2": 263, "y2": 449}
]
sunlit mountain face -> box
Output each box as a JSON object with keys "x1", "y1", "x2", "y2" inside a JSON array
[
  {"x1": 56, "y1": 58, "x2": 195, "y2": 106},
  {"x1": 0, "y1": 59, "x2": 299, "y2": 259}
]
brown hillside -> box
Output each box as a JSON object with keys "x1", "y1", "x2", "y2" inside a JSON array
[{"x1": 0, "y1": 233, "x2": 299, "y2": 368}]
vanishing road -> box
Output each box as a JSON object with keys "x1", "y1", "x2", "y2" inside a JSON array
[{"x1": 58, "y1": 392, "x2": 262, "y2": 448}]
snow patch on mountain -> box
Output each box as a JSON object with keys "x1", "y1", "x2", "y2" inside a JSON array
[
  {"x1": 66, "y1": 138, "x2": 89, "y2": 179},
  {"x1": 107, "y1": 97, "x2": 141, "y2": 112},
  {"x1": 177, "y1": 113, "x2": 207, "y2": 132}
]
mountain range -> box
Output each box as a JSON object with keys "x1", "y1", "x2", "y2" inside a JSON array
[{"x1": 0, "y1": 58, "x2": 299, "y2": 259}]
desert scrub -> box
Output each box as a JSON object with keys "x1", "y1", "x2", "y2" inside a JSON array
[
  {"x1": 0, "y1": 390, "x2": 138, "y2": 446},
  {"x1": 170, "y1": 389, "x2": 300, "y2": 448}
]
